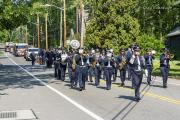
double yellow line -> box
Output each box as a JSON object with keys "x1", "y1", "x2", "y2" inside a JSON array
[{"x1": 100, "y1": 79, "x2": 180, "y2": 105}]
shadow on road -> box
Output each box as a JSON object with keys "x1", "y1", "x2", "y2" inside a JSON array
[
  {"x1": 0, "y1": 65, "x2": 47, "y2": 91},
  {"x1": 118, "y1": 95, "x2": 135, "y2": 101}
]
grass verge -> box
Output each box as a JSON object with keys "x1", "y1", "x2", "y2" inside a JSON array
[{"x1": 153, "y1": 59, "x2": 180, "y2": 80}]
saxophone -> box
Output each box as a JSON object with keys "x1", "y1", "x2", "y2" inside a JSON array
[
  {"x1": 119, "y1": 56, "x2": 126, "y2": 70},
  {"x1": 92, "y1": 59, "x2": 96, "y2": 68},
  {"x1": 72, "y1": 55, "x2": 76, "y2": 72}
]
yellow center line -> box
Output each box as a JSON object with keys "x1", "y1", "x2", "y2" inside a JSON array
[{"x1": 100, "y1": 79, "x2": 180, "y2": 105}]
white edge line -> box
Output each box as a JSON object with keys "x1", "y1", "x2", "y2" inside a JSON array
[{"x1": 6, "y1": 53, "x2": 104, "y2": 120}]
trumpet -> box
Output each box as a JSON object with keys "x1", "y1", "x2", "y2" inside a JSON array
[{"x1": 166, "y1": 53, "x2": 174, "y2": 60}]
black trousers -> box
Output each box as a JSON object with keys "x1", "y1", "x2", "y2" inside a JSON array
[
  {"x1": 160, "y1": 67, "x2": 169, "y2": 87},
  {"x1": 79, "y1": 66, "x2": 88, "y2": 89},
  {"x1": 146, "y1": 66, "x2": 152, "y2": 83},
  {"x1": 131, "y1": 70, "x2": 143, "y2": 98},
  {"x1": 120, "y1": 68, "x2": 126, "y2": 84},
  {"x1": 104, "y1": 67, "x2": 113, "y2": 90},
  {"x1": 95, "y1": 66, "x2": 101, "y2": 86}
]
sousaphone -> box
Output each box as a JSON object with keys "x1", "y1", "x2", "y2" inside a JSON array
[{"x1": 70, "y1": 40, "x2": 80, "y2": 50}]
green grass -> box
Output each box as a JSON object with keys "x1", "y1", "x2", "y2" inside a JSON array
[
  {"x1": 0, "y1": 51, "x2": 3, "y2": 56},
  {"x1": 153, "y1": 59, "x2": 180, "y2": 80}
]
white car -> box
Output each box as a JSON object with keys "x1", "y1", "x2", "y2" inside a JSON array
[{"x1": 25, "y1": 48, "x2": 39, "y2": 61}]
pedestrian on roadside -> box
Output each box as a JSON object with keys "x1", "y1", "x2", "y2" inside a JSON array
[{"x1": 30, "y1": 52, "x2": 36, "y2": 66}]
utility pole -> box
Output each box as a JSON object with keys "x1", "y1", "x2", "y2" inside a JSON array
[
  {"x1": 25, "y1": 25, "x2": 28, "y2": 44},
  {"x1": 80, "y1": 0, "x2": 84, "y2": 48},
  {"x1": 33, "y1": 35, "x2": 35, "y2": 47},
  {"x1": 64, "y1": 0, "x2": 67, "y2": 48},
  {"x1": 60, "y1": 0, "x2": 63, "y2": 47},
  {"x1": 37, "y1": 14, "x2": 40, "y2": 48},
  {"x1": 76, "y1": 6, "x2": 79, "y2": 34},
  {"x1": 45, "y1": 13, "x2": 48, "y2": 50}
]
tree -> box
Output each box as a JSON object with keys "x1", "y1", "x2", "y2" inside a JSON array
[
  {"x1": 85, "y1": 0, "x2": 140, "y2": 53},
  {"x1": 0, "y1": 0, "x2": 31, "y2": 42}
]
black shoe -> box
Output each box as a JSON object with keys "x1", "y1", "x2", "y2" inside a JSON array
[
  {"x1": 113, "y1": 80, "x2": 116, "y2": 82},
  {"x1": 106, "y1": 88, "x2": 111, "y2": 90},
  {"x1": 79, "y1": 88, "x2": 82, "y2": 91},
  {"x1": 96, "y1": 85, "x2": 100, "y2": 88},
  {"x1": 70, "y1": 85, "x2": 73, "y2": 88},
  {"x1": 147, "y1": 82, "x2": 151, "y2": 86},
  {"x1": 134, "y1": 97, "x2": 141, "y2": 102},
  {"x1": 163, "y1": 85, "x2": 167, "y2": 88},
  {"x1": 121, "y1": 83, "x2": 125, "y2": 87}
]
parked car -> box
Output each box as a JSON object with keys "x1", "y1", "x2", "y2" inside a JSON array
[{"x1": 24, "y1": 48, "x2": 39, "y2": 61}]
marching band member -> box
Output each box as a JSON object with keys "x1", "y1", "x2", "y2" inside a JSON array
[
  {"x1": 126, "y1": 47, "x2": 133, "y2": 80},
  {"x1": 59, "y1": 48, "x2": 68, "y2": 81},
  {"x1": 76, "y1": 48, "x2": 88, "y2": 91},
  {"x1": 101, "y1": 49, "x2": 106, "y2": 80},
  {"x1": 129, "y1": 47, "x2": 146, "y2": 101},
  {"x1": 103, "y1": 50, "x2": 115, "y2": 90},
  {"x1": 160, "y1": 48, "x2": 171, "y2": 88},
  {"x1": 67, "y1": 50, "x2": 78, "y2": 88},
  {"x1": 45, "y1": 49, "x2": 53, "y2": 68},
  {"x1": 88, "y1": 49, "x2": 96, "y2": 82},
  {"x1": 54, "y1": 48, "x2": 60, "y2": 78},
  {"x1": 117, "y1": 48, "x2": 127, "y2": 86},
  {"x1": 94, "y1": 49, "x2": 103, "y2": 87},
  {"x1": 110, "y1": 49, "x2": 117, "y2": 82},
  {"x1": 144, "y1": 49, "x2": 154, "y2": 85}
]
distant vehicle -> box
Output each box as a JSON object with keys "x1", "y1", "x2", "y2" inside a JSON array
[
  {"x1": 5, "y1": 42, "x2": 14, "y2": 52},
  {"x1": 13, "y1": 43, "x2": 28, "y2": 56},
  {"x1": 9, "y1": 43, "x2": 15, "y2": 53},
  {"x1": 24, "y1": 48, "x2": 39, "y2": 61}
]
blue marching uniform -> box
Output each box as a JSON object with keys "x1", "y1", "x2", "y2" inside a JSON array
[
  {"x1": 59, "y1": 53, "x2": 67, "y2": 81},
  {"x1": 129, "y1": 55, "x2": 145, "y2": 101},
  {"x1": 88, "y1": 54, "x2": 95, "y2": 82},
  {"x1": 67, "y1": 53, "x2": 78, "y2": 88},
  {"x1": 126, "y1": 49, "x2": 133, "y2": 80},
  {"x1": 103, "y1": 55, "x2": 115, "y2": 90},
  {"x1": 94, "y1": 55, "x2": 103, "y2": 87},
  {"x1": 76, "y1": 54, "x2": 88, "y2": 91},
  {"x1": 113, "y1": 56, "x2": 118, "y2": 82},
  {"x1": 117, "y1": 55, "x2": 127, "y2": 86},
  {"x1": 144, "y1": 54, "x2": 154, "y2": 85},
  {"x1": 160, "y1": 53, "x2": 170, "y2": 88},
  {"x1": 54, "y1": 51, "x2": 60, "y2": 78}
]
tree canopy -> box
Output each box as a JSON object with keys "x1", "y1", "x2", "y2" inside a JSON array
[{"x1": 0, "y1": 0, "x2": 179, "y2": 53}]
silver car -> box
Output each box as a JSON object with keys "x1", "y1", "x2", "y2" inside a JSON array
[{"x1": 24, "y1": 48, "x2": 39, "y2": 61}]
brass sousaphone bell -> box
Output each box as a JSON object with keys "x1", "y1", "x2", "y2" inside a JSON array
[{"x1": 70, "y1": 40, "x2": 80, "y2": 50}]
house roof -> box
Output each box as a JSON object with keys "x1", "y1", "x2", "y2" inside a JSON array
[{"x1": 167, "y1": 26, "x2": 180, "y2": 37}]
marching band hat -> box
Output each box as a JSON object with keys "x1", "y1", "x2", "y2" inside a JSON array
[
  {"x1": 120, "y1": 48, "x2": 125, "y2": 52},
  {"x1": 96, "y1": 48, "x2": 99, "y2": 52},
  {"x1": 161, "y1": 48, "x2": 169, "y2": 53},
  {"x1": 109, "y1": 49, "x2": 113, "y2": 53},
  {"x1": 133, "y1": 47, "x2": 140, "y2": 51}
]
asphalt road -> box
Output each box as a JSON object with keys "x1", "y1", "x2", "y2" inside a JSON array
[{"x1": 0, "y1": 50, "x2": 180, "y2": 120}]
